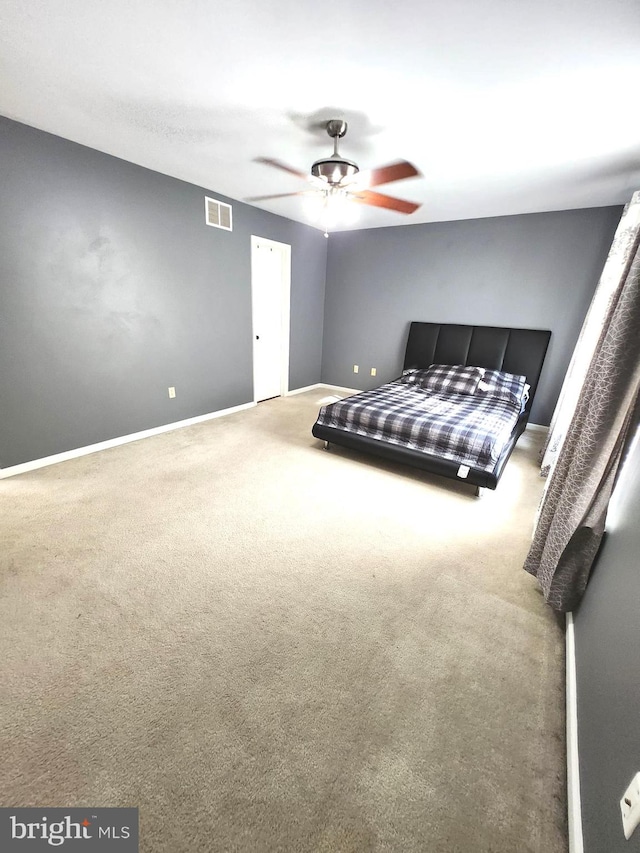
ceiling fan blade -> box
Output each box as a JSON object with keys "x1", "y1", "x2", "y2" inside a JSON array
[
  {"x1": 350, "y1": 189, "x2": 421, "y2": 215},
  {"x1": 254, "y1": 157, "x2": 308, "y2": 181},
  {"x1": 345, "y1": 160, "x2": 420, "y2": 189}
]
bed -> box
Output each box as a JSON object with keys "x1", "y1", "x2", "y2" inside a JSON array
[{"x1": 311, "y1": 322, "x2": 551, "y2": 494}]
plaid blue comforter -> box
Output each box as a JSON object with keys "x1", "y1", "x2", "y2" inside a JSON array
[{"x1": 314, "y1": 381, "x2": 522, "y2": 472}]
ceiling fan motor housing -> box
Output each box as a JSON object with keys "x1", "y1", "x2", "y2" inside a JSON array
[
  {"x1": 312, "y1": 119, "x2": 359, "y2": 185},
  {"x1": 325, "y1": 119, "x2": 348, "y2": 139},
  {"x1": 311, "y1": 155, "x2": 359, "y2": 185}
]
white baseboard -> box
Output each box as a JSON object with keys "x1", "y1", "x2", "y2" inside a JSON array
[
  {"x1": 287, "y1": 383, "x2": 360, "y2": 396},
  {"x1": 566, "y1": 612, "x2": 584, "y2": 853},
  {"x1": 285, "y1": 383, "x2": 323, "y2": 396},
  {"x1": 0, "y1": 402, "x2": 256, "y2": 479},
  {"x1": 318, "y1": 383, "x2": 360, "y2": 394},
  {"x1": 320, "y1": 382, "x2": 362, "y2": 394}
]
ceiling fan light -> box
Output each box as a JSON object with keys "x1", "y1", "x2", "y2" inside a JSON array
[
  {"x1": 341, "y1": 198, "x2": 360, "y2": 226},
  {"x1": 311, "y1": 156, "x2": 359, "y2": 185},
  {"x1": 318, "y1": 189, "x2": 360, "y2": 233},
  {"x1": 303, "y1": 192, "x2": 326, "y2": 221}
]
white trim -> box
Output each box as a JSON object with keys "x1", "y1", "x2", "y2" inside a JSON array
[
  {"x1": 285, "y1": 383, "x2": 324, "y2": 396},
  {"x1": 526, "y1": 422, "x2": 549, "y2": 433},
  {"x1": 0, "y1": 402, "x2": 256, "y2": 479},
  {"x1": 317, "y1": 383, "x2": 360, "y2": 394},
  {"x1": 251, "y1": 236, "x2": 291, "y2": 402},
  {"x1": 286, "y1": 383, "x2": 360, "y2": 396},
  {"x1": 566, "y1": 612, "x2": 584, "y2": 853}
]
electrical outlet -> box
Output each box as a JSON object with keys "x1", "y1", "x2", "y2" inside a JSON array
[
  {"x1": 168, "y1": 387, "x2": 176, "y2": 399},
  {"x1": 353, "y1": 365, "x2": 359, "y2": 374},
  {"x1": 621, "y1": 772, "x2": 640, "y2": 840},
  {"x1": 371, "y1": 367, "x2": 377, "y2": 377}
]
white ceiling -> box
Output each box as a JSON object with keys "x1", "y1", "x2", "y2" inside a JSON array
[{"x1": 1, "y1": 0, "x2": 639, "y2": 231}]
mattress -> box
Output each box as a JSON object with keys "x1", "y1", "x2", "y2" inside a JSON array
[{"x1": 313, "y1": 380, "x2": 522, "y2": 473}]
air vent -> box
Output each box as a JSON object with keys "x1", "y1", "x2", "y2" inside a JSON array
[{"x1": 205, "y1": 197, "x2": 232, "y2": 231}]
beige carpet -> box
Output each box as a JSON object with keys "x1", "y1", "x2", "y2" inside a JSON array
[{"x1": 0, "y1": 390, "x2": 566, "y2": 852}]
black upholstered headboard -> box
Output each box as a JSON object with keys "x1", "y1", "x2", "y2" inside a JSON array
[{"x1": 403, "y1": 322, "x2": 551, "y2": 414}]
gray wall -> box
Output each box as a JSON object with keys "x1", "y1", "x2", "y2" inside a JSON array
[
  {"x1": 0, "y1": 116, "x2": 327, "y2": 468},
  {"x1": 0, "y1": 112, "x2": 624, "y2": 469},
  {"x1": 2, "y1": 115, "x2": 637, "y2": 851},
  {"x1": 574, "y1": 423, "x2": 640, "y2": 852},
  {"x1": 322, "y1": 208, "x2": 622, "y2": 425}
]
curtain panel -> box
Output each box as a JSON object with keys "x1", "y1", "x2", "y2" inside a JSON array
[
  {"x1": 524, "y1": 195, "x2": 640, "y2": 611},
  {"x1": 540, "y1": 192, "x2": 640, "y2": 477}
]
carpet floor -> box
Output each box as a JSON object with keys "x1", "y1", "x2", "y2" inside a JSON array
[{"x1": 0, "y1": 389, "x2": 566, "y2": 852}]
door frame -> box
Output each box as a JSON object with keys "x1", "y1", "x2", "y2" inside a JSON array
[{"x1": 250, "y1": 235, "x2": 291, "y2": 403}]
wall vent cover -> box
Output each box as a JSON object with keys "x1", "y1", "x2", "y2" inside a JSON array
[{"x1": 205, "y1": 197, "x2": 232, "y2": 231}]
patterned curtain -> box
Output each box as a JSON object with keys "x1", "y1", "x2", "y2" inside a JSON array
[
  {"x1": 524, "y1": 193, "x2": 640, "y2": 611},
  {"x1": 540, "y1": 192, "x2": 640, "y2": 477}
]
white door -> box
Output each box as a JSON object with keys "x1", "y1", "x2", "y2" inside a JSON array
[{"x1": 251, "y1": 236, "x2": 291, "y2": 402}]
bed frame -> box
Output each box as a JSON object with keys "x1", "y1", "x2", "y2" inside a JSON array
[{"x1": 312, "y1": 322, "x2": 551, "y2": 493}]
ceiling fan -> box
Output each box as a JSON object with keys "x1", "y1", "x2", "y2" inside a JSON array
[{"x1": 247, "y1": 119, "x2": 422, "y2": 233}]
